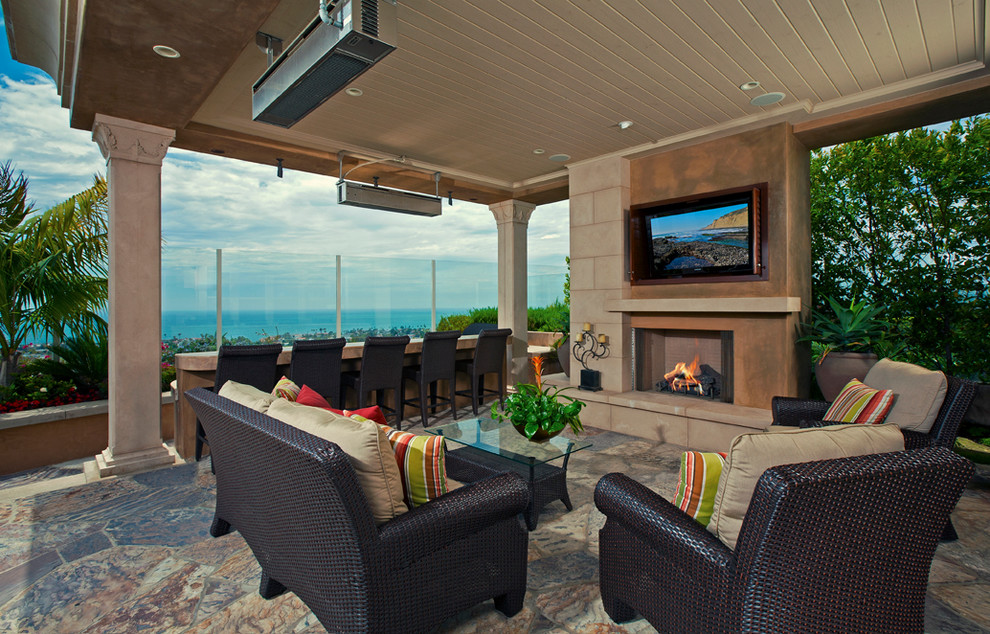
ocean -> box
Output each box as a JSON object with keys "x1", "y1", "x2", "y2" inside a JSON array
[{"x1": 161, "y1": 308, "x2": 469, "y2": 341}]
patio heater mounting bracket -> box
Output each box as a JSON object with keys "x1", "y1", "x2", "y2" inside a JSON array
[{"x1": 336, "y1": 153, "x2": 442, "y2": 217}]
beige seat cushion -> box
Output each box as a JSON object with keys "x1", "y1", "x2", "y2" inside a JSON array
[
  {"x1": 218, "y1": 380, "x2": 276, "y2": 413},
  {"x1": 708, "y1": 424, "x2": 905, "y2": 549},
  {"x1": 863, "y1": 358, "x2": 947, "y2": 433},
  {"x1": 266, "y1": 399, "x2": 407, "y2": 524}
]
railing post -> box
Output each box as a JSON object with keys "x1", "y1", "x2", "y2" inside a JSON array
[
  {"x1": 216, "y1": 248, "x2": 222, "y2": 350},
  {"x1": 336, "y1": 255, "x2": 342, "y2": 338},
  {"x1": 431, "y1": 259, "x2": 437, "y2": 331}
]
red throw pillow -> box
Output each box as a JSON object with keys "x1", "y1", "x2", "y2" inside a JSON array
[
  {"x1": 296, "y1": 384, "x2": 332, "y2": 409},
  {"x1": 345, "y1": 406, "x2": 388, "y2": 426}
]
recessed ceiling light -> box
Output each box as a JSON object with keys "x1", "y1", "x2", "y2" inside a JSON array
[
  {"x1": 548, "y1": 154, "x2": 570, "y2": 162},
  {"x1": 152, "y1": 45, "x2": 180, "y2": 59},
  {"x1": 739, "y1": 81, "x2": 760, "y2": 91},
  {"x1": 750, "y1": 92, "x2": 785, "y2": 107},
  {"x1": 210, "y1": 148, "x2": 226, "y2": 154},
  {"x1": 533, "y1": 148, "x2": 545, "y2": 155},
  {"x1": 345, "y1": 87, "x2": 363, "y2": 97},
  {"x1": 617, "y1": 120, "x2": 634, "y2": 130}
]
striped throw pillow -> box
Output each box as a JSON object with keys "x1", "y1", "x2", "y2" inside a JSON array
[
  {"x1": 823, "y1": 379, "x2": 895, "y2": 424},
  {"x1": 673, "y1": 451, "x2": 728, "y2": 528},
  {"x1": 379, "y1": 425, "x2": 448, "y2": 508},
  {"x1": 272, "y1": 376, "x2": 301, "y2": 401}
]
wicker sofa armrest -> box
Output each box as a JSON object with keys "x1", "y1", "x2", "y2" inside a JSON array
[
  {"x1": 378, "y1": 471, "x2": 530, "y2": 565},
  {"x1": 595, "y1": 473, "x2": 733, "y2": 577},
  {"x1": 771, "y1": 396, "x2": 832, "y2": 426}
]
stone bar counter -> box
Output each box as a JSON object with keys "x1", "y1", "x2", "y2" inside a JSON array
[{"x1": 173, "y1": 336, "x2": 487, "y2": 460}]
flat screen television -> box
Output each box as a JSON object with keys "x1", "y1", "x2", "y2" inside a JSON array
[{"x1": 629, "y1": 183, "x2": 767, "y2": 284}]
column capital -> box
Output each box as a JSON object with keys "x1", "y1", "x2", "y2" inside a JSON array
[
  {"x1": 92, "y1": 114, "x2": 175, "y2": 165},
  {"x1": 489, "y1": 199, "x2": 536, "y2": 225}
]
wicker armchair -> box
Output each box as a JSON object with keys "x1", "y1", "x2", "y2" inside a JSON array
[
  {"x1": 771, "y1": 374, "x2": 977, "y2": 449},
  {"x1": 595, "y1": 448, "x2": 972, "y2": 634},
  {"x1": 185, "y1": 387, "x2": 530, "y2": 634}
]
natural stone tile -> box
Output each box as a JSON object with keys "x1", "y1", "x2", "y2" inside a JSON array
[
  {"x1": 21, "y1": 478, "x2": 146, "y2": 522},
  {"x1": 929, "y1": 557, "x2": 979, "y2": 584},
  {"x1": 0, "y1": 545, "x2": 172, "y2": 631},
  {"x1": 176, "y1": 531, "x2": 248, "y2": 567},
  {"x1": 212, "y1": 545, "x2": 262, "y2": 586},
  {"x1": 59, "y1": 529, "x2": 113, "y2": 562},
  {"x1": 527, "y1": 550, "x2": 599, "y2": 591},
  {"x1": 530, "y1": 503, "x2": 592, "y2": 557},
  {"x1": 82, "y1": 561, "x2": 211, "y2": 632},
  {"x1": 536, "y1": 581, "x2": 653, "y2": 633},
  {"x1": 131, "y1": 461, "x2": 201, "y2": 488},
  {"x1": 436, "y1": 600, "x2": 535, "y2": 633},
  {"x1": 0, "y1": 505, "x2": 11, "y2": 525},
  {"x1": 925, "y1": 595, "x2": 990, "y2": 634},
  {"x1": 187, "y1": 590, "x2": 311, "y2": 633},
  {"x1": 292, "y1": 611, "x2": 327, "y2": 632},
  {"x1": 195, "y1": 577, "x2": 246, "y2": 623},
  {"x1": 0, "y1": 549, "x2": 61, "y2": 608},
  {"x1": 927, "y1": 582, "x2": 990, "y2": 631},
  {"x1": 107, "y1": 507, "x2": 213, "y2": 547},
  {"x1": 0, "y1": 520, "x2": 104, "y2": 571}
]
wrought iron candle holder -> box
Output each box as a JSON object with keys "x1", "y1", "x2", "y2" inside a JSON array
[{"x1": 573, "y1": 324, "x2": 609, "y2": 391}]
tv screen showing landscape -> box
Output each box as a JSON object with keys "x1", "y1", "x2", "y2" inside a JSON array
[{"x1": 648, "y1": 199, "x2": 752, "y2": 278}]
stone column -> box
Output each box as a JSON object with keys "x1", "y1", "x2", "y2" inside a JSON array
[
  {"x1": 489, "y1": 199, "x2": 536, "y2": 383},
  {"x1": 568, "y1": 156, "x2": 632, "y2": 393},
  {"x1": 92, "y1": 114, "x2": 176, "y2": 476}
]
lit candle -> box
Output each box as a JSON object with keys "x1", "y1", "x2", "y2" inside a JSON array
[
  {"x1": 583, "y1": 322, "x2": 591, "y2": 332},
  {"x1": 597, "y1": 334, "x2": 607, "y2": 344}
]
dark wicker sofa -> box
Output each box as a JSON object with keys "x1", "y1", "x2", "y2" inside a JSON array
[
  {"x1": 595, "y1": 448, "x2": 972, "y2": 634},
  {"x1": 185, "y1": 387, "x2": 531, "y2": 634}
]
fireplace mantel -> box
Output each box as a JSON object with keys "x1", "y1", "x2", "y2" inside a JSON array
[{"x1": 606, "y1": 297, "x2": 801, "y2": 314}]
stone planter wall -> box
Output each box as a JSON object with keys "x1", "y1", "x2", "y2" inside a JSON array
[{"x1": 0, "y1": 394, "x2": 174, "y2": 476}]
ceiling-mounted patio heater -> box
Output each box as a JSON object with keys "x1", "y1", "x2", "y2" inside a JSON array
[
  {"x1": 252, "y1": 0, "x2": 397, "y2": 128},
  {"x1": 336, "y1": 154, "x2": 443, "y2": 217}
]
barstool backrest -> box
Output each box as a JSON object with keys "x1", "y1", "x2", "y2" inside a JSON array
[
  {"x1": 359, "y1": 336, "x2": 411, "y2": 392},
  {"x1": 472, "y1": 328, "x2": 512, "y2": 376},
  {"x1": 420, "y1": 331, "x2": 461, "y2": 383},
  {"x1": 290, "y1": 338, "x2": 346, "y2": 406},
  {"x1": 214, "y1": 344, "x2": 283, "y2": 392}
]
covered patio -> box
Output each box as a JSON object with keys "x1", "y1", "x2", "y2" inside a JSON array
[
  {"x1": 2, "y1": 1, "x2": 990, "y2": 631},
  {"x1": 2, "y1": 412, "x2": 989, "y2": 632}
]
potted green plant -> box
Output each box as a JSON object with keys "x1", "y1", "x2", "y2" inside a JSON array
[
  {"x1": 491, "y1": 356, "x2": 585, "y2": 441},
  {"x1": 798, "y1": 296, "x2": 889, "y2": 400}
]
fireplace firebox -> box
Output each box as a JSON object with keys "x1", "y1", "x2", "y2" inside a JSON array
[{"x1": 633, "y1": 329, "x2": 733, "y2": 402}]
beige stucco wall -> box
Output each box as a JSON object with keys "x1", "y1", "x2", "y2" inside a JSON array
[{"x1": 567, "y1": 123, "x2": 812, "y2": 439}]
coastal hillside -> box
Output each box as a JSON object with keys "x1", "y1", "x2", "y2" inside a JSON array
[{"x1": 702, "y1": 206, "x2": 747, "y2": 230}]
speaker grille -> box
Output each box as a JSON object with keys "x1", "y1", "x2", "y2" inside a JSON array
[{"x1": 361, "y1": 0, "x2": 379, "y2": 37}]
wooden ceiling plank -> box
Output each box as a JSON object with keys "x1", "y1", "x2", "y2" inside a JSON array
[
  {"x1": 769, "y1": 0, "x2": 862, "y2": 96},
  {"x1": 844, "y1": 0, "x2": 908, "y2": 84},
  {"x1": 810, "y1": 0, "x2": 885, "y2": 90},
  {"x1": 950, "y1": 0, "x2": 980, "y2": 64},
  {"x1": 410, "y1": 1, "x2": 700, "y2": 133},
  {"x1": 879, "y1": 0, "x2": 933, "y2": 76},
  {"x1": 521, "y1": 0, "x2": 745, "y2": 123},
  {"x1": 915, "y1": 0, "x2": 967, "y2": 67},
  {"x1": 739, "y1": 0, "x2": 842, "y2": 101}
]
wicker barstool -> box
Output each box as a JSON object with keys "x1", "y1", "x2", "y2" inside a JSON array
[
  {"x1": 402, "y1": 330, "x2": 461, "y2": 427},
  {"x1": 289, "y1": 338, "x2": 346, "y2": 408},
  {"x1": 340, "y1": 335, "x2": 410, "y2": 428},
  {"x1": 455, "y1": 327, "x2": 511, "y2": 416}
]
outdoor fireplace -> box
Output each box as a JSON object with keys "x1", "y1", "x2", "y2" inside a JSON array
[{"x1": 634, "y1": 328, "x2": 733, "y2": 403}]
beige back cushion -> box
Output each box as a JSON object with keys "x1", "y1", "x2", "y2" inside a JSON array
[
  {"x1": 266, "y1": 399, "x2": 407, "y2": 524},
  {"x1": 863, "y1": 358, "x2": 947, "y2": 433},
  {"x1": 708, "y1": 424, "x2": 905, "y2": 549},
  {"x1": 218, "y1": 380, "x2": 276, "y2": 413}
]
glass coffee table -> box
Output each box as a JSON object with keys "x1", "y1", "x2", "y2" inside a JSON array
[{"x1": 425, "y1": 417, "x2": 592, "y2": 530}]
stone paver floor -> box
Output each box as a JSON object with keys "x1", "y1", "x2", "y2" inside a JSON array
[{"x1": 0, "y1": 412, "x2": 988, "y2": 633}]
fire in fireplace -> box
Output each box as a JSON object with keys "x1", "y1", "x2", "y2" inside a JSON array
[{"x1": 656, "y1": 354, "x2": 723, "y2": 399}]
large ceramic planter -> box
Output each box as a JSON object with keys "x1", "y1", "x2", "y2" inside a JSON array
[{"x1": 815, "y1": 351, "x2": 879, "y2": 401}]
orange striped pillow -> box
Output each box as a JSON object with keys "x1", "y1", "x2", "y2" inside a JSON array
[
  {"x1": 823, "y1": 379, "x2": 896, "y2": 424},
  {"x1": 673, "y1": 451, "x2": 727, "y2": 527},
  {"x1": 379, "y1": 425, "x2": 448, "y2": 508}
]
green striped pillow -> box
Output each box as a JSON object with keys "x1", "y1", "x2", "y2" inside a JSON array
[
  {"x1": 379, "y1": 425, "x2": 448, "y2": 508},
  {"x1": 823, "y1": 378, "x2": 895, "y2": 424},
  {"x1": 272, "y1": 376, "x2": 301, "y2": 401},
  {"x1": 673, "y1": 451, "x2": 728, "y2": 527}
]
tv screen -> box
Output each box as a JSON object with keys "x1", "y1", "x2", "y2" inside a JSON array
[{"x1": 630, "y1": 184, "x2": 765, "y2": 284}]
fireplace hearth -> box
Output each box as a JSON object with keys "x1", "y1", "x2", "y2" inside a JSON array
[{"x1": 634, "y1": 329, "x2": 733, "y2": 403}]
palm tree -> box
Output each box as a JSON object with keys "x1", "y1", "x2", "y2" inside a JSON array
[{"x1": 0, "y1": 162, "x2": 108, "y2": 385}]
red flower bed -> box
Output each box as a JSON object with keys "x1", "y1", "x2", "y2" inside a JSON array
[{"x1": 0, "y1": 388, "x2": 104, "y2": 414}]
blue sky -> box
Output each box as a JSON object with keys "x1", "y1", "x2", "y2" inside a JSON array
[{"x1": 0, "y1": 14, "x2": 570, "y2": 312}]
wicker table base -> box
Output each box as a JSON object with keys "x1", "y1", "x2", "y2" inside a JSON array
[{"x1": 445, "y1": 446, "x2": 573, "y2": 530}]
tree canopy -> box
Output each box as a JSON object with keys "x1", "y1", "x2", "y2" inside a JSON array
[
  {"x1": 810, "y1": 117, "x2": 989, "y2": 381},
  {"x1": 0, "y1": 162, "x2": 108, "y2": 385}
]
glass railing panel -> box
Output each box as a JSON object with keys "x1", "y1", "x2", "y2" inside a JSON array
[
  {"x1": 339, "y1": 254, "x2": 433, "y2": 341},
  {"x1": 435, "y1": 259, "x2": 498, "y2": 325},
  {"x1": 221, "y1": 250, "x2": 336, "y2": 345},
  {"x1": 161, "y1": 247, "x2": 218, "y2": 344}
]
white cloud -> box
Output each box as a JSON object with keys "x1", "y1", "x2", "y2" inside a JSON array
[{"x1": 0, "y1": 73, "x2": 570, "y2": 311}]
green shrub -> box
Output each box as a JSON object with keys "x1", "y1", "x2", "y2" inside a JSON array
[
  {"x1": 31, "y1": 332, "x2": 109, "y2": 396},
  {"x1": 437, "y1": 314, "x2": 472, "y2": 331},
  {"x1": 468, "y1": 307, "x2": 499, "y2": 324}
]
